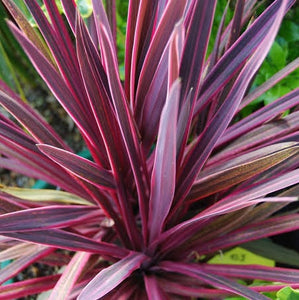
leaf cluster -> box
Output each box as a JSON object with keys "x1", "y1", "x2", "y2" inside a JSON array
[{"x1": 0, "y1": 0, "x2": 298, "y2": 299}]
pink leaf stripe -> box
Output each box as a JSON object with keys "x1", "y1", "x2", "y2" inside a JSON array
[
  {"x1": 174, "y1": 0, "x2": 287, "y2": 207},
  {"x1": 144, "y1": 275, "x2": 167, "y2": 299},
  {"x1": 197, "y1": 214, "x2": 299, "y2": 255},
  {"x1": 78, "y1": 252, "x2": 147, "y2": 299},
  {"x1": 195, "y1": 0, "x2": 290, "y2": 115},
  {"x1": 3, "y1": 230, "x2": 128, "y2": 258},
  {"x1": 38, "y1": 144, "x2": 115, "y2": 189},
  {"x1": 179, "y1": 0, "x2": 216, "y2": 101},
  {"x1": 0, "y1": 86, "x2": 69, "y2": 149},
  {"x1": 0, "y1": 275, "x2": 60, "y2": 300},
  {"x1": 48, "y1": 251, "x2": 91, "y2": 300},
  {"x1": 153, "y1": 197, "x2": 296, "y2": 256},
  {"x1": 135, "y1": 0, "x2": 187, "y2": 112},
  {"x1": 201, "y1": 264, "x2": 299, "y2": 283},
  {"x1": 160, "y1": 261, "x2": 269, "y2": 299},
  {"x1": 148, "y1": 80, "x2": 180, "y2": 243},
  {"x1": 98, "y1": 23, "x2": 149, "y2": 238},
  {"x1": 0, "y1": 205, "x2": 98, "y2": 232},
  {"x1": 218, "y1": 88, "x2": 299, "y2": 147},
  {"x1": 0, "y1": 246, "x2": 52, "y2": 285},
  {"x1": 0, "y1": 0, "x2": 298, "y2": 298}
]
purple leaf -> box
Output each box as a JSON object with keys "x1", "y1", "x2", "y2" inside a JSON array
[
  {"x1": 7, "y1": 22, "x2": 97, "y2": 145},
  {"x1": 3, "y1": 229, "x2": 128, "y2": 258},
  {"x1": 195, "y1": 0, "x2": 290, "y2": 115},
  {"x1": 0, "y1": 84, "x2": 69, "y2": 150},
  {"x1": 135, "y1": 0, "x2": 187, "y2": 111},
  {"x1": 1, "y1": 0, "x2": 54, "y2": 65},
  {"x1": 174, "y1": 0, "x2": 288, "y2": 207},
  {"x1": 0, "y1": 205, "x2": 98, "y2": 232},
  {"x1": 0, "y1": 245, "x2": 51, "y2": 285},
  {"x1": 75, "y1": 13, "x2": 130, "y2": 178},
  {"x1": 38, "y1": 144, "x2": 115, "y2": 189},
  {"x1": 159, "y1": 261, "x2": 269, "y2": 299},
  {"x1": 209, "y1": 111, "x2": 299, "y2": 165},
  {"x1": 78, "y1": 252, "x2": 147, "y2": 299},
  {"x1": 168, "y1": 21, "x2": 185, "y2": 91},
  {"x1": 98, "y1": 23, "x2": 149, "y2": 238},
  {"x1": 0, "y1": 274, "x2": 60, "y2": 300},
  {"x1": 239, "y1": 57, "x2": 299, "y2": 111},
  {"x1": 217, "y1": 88, "x2": 299, "y2": 147},
  {"x1": 197, "y1": 214, "x2": 299, "y2": 255},
  {"x1": 60, "y1": 0, "x2": 76, "y2": 34},
  {"x1": 127, "y1": 0, "x2": 158, "y2": 104},
  {"x1": 75, "y1": 14, "x2": 142, "y2": 249},
  {"x1": 179, "y1": 0, "x2": 216, "y2": 101},
  {"x1": 153, "y1": 196, "x2": 296, "y2": 255},
  {"x1": 189, "y1": 143, "x2": 298, "y2": 201},
  {"x1": 49, "y1": 251, "x2": 91, "y2": 300},
  {"x1": 124, "y1": 0, "x2": 139, "y2": 100},
  {"x1": 201, "y1": 264, "x2": 299, "y2": 283},
  {"x1": 105, "y1": 0, "x2": 117, "y2": 49},
  {"x1": 92, "y1": 0, "x2": 114, "y2": 54},
  {"x1": 138, "y1": 43, "x2": 168, "y2": 152},
  {"x1": 148, "y1": 80, "x2": 180, "y2": 243},
  {"x1": 227, "y1": 0, "x2": 244, "y2": 48},
  {"x1": 0, "y1": 131, "x2": 83, "y2": 194},
  {"x1": 144, "y1": 275, "x2": 168, "y2": 300}
]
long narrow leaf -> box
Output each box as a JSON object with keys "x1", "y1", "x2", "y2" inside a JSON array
[
  {"x1": 0, "y1": 84, "x2": 69, "y2": 149},
  {"x1": 239, "y1": 57, "x2": 299, "y2": 111},
  {"x1": 151, "y1": 196, "x2": 296, "y2": 255},
  {"x1": 78, "y1": 252, "x2": 147, "y2": 299},
  {"x1": 189, "y1": 144, "x2": 298, "y2": 201},
  {"x1": 174, "y1": 0, "x2": 288, "y2": 207},
  {"x1": 0, "y1": 245, "x2": 51, "y2": 285},
  {"x1": 38, "y1": 144, "x2": 115, "y2": 189},
  {"x1": 3, "y1": 229, "x2": 128, "y2": 258},
  {"x1": 0, "y1": 205, "x2": 98, "y2": 232},
  {"x1": 217, "y1": 88, "x2": 299, "y2": 147},
  {"x1": 197, "y1": 214, "x2": 299, "y2": 255},
  {"x1": 49, "y1": 251, "x2": 91, "y2": 300},
  {"x1": 195, "y1": 0, "x2": 291, "y2": 115},
  {"x1": 148, "y1": 80, "x2": 180, "y2": 243},
  {"x1": 135, "y1": 0, "x2": 187, "y2": 113},
  {"x1": 144, "y1": 275, "x2": 168, "y2": 300},
  {"x1": 0, "y1": 274, "x2": 60, "y2": 300},
  {"x1": 159, "y1": 261, "x2": 269, "y2": 299},
  {"x1": 201, "y1": 264, "x2": 299, "y2": 283},
  {"x1": 179, "y1": 0, "x2": 216, "y2": 101},
  {"x1": 0, "y1": 187, "x2": 93, "y2": 205},
  {"x1": 1, "y1": 0, "x2": 54, "y2": 66},
  {"x1": 98, "y1": 23, "x2": 149, "y2": 238}
]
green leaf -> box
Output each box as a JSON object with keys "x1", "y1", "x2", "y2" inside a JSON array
[
  {"x1": 268, "y1": 41, "x2": 287, "y2": 70},
  {"x1": 276, "y1": 287, "x2": 299, "y2": 300},
  {"x1": 278, "y1": 20, "x2": 299, "y2": 42}
]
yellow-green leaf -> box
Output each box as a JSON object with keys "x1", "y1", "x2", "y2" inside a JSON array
[{"x1": 0, "y1": 186, "x2": 93, "y2": 206}]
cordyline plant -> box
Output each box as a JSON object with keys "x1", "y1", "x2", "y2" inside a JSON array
[{"x1": 0, "y1": 0, "x2": 298, "y2": 299}]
